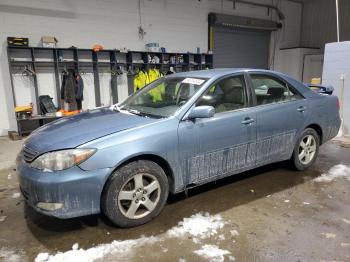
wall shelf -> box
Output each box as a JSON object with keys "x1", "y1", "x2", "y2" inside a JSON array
[{"x1": 7, "y1": 45, "x2": 213, "y2": 136}]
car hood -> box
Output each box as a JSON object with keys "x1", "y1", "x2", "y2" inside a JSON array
[{"x1": 24, "y1": 108, "x2": 159, "y2": 154}]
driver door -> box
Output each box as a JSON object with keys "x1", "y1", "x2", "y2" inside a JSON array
[{"x1": 178, "y1": 74, "x2": 257, "y2": 185}]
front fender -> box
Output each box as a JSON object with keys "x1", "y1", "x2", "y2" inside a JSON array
[{"x1": 77, "y1": 117, "x2": 184, "y2": 191}]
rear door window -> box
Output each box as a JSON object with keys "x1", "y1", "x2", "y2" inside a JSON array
[{"x1": 250, "y1": 74, "x2": 302, "y2": 105}]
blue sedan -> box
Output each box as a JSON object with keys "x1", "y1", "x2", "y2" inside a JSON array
[{"x1": 17, "y1": 69, "x2": 340, "y2": 227}]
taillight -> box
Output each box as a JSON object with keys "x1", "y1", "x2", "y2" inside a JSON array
[{"x1": 336, "y1": 97, "x2": 340, "y2": 111}]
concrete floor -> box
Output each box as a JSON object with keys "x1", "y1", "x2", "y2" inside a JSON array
[{"x1": 0, "y1": 137, "x2": 349, "y2": 261}]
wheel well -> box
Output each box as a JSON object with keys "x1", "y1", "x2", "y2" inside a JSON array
[
  {"x1": 306, "y1": 124, "x2": 323, "y2": 144},
  {"x1": 109, "y1": 154, "x2": 176, "y2": 194}
]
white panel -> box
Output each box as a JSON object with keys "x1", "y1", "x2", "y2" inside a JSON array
[
  {"x1": 36, "y1": 71, "x2": 57, "y2": 105},
  {"x1": 99, "y1": 72, "x2": 112, "y2": 107},
  {"x1": 12, "y1": 74, "x2": 36, "y2": 109},
  {"x1": 322, "y1": 41, "x2": 350, "y2": 135},
  {"x1": 81, "y1": 73, "x2": 96, "y2": 110}
]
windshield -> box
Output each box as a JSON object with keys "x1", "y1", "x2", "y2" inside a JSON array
[{"x1": 118, "y1": 76, "x2": 208, "y2": 117}]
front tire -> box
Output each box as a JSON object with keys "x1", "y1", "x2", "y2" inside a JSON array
[
  {"x1": 290, "y1": 128, "x2": 320, "y2": 171},
  {"x1": 102, "y1": 160, "x2": 169, "y2": 227}
]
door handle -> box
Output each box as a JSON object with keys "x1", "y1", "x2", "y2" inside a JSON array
[
  {"x1": 241, "y1": 117, "x2": 255, "y2": 125},
  {"x1": 297, "y1": 106, "x2": 306, "y2": 112}
]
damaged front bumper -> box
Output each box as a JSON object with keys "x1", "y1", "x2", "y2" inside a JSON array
[{"x1": 16, "y1": 155, "x2": 112, "y2": 219}]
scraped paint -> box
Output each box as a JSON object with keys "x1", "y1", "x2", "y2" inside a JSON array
[{"x1": 189, "y1": 130, "x2": 295, "y2": 183}]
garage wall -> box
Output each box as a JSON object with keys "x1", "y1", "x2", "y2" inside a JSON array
[
  {"x1": 0, "y1": 0, "x2": 302, "y2": 136},
  {"x1": 300, "y1": 0, "x2": 350, "y2": 48}
]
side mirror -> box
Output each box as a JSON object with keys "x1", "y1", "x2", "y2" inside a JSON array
[{"x1": 187, "y1": 105, "x2": 215, "y2": 120}]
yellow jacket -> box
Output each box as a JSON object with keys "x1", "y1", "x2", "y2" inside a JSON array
[
  {"x1": 148, "y1": 68, "x2": 161, "y2": 83},
  {"x1": 133, "y1": 70, "x2": 149, "y2": 92},
  {"x1": 148, "y1": 68, "x2": 164, "y2": 102}
]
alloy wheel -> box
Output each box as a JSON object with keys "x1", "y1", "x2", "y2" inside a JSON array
[
  {"x1": 118, "y1": 173, "x2": 161, "y2": 219},
  {"x1": 298, "y1": 134, "x2": 317, "y2": 165}
]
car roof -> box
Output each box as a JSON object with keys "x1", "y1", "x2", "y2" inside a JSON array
[
  {"x1": 166, "y1": 68, "x2": 312, "y2": 97},
  {"x1": 167, "y1": 68, "x2": 283, "y2": 79}
]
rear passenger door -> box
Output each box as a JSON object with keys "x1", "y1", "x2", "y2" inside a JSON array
[{"x1": 248, "y1": 72, "x2": 307, "y2": 165}]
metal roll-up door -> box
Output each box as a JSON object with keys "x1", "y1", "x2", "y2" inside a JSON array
[{"x1": 213, "y1": 27, "x2": 270, "y2": 69}]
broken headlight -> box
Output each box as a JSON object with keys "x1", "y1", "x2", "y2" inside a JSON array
[{"x1": 30, "y1": 149, "x2": 96, "y2": 171}]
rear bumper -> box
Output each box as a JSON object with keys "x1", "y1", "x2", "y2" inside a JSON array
[{"x1": 16, "y1": 155, "x2": 112, "y2": 219}]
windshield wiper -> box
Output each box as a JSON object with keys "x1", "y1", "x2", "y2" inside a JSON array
[
  {"x1": 122, "y1": 107, "x2": 163, "y2": 119},
  {"x1": 110, "y1": 105, "x2": 121, "y2": 112},
  {"x1": 125, "y1": 108, "x2": 143, "y2": 116}
]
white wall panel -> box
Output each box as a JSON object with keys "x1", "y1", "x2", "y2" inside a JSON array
[
  {"x1": 322, "y1": 41, "x2": 350, "y2": 135},
  {"x1": 36, "y1": 70, "x2": 57, "y2": 105},
  {"x1": 81, "y1": 73, "x2": 96, "y2": 110}
]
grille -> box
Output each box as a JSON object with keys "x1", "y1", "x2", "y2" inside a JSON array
[{"x1": 22, "y1": 146, "x2": 38, "y2": 163}]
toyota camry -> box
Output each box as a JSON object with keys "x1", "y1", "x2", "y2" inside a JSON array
[{"x1": 17, "y1": 69, "x2": 340, "y2": 227}]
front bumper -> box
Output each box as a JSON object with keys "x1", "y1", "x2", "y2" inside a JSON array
[{"x1": 16, "y1": 155, "x2": 112, "y2": 219}]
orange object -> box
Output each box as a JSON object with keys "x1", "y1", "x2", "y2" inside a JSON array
[
  {"x1": 64, "y1": 110, "x2": 80, "y2": 116},
  {"x1": 58, "y1": 109, "x2": 80, "y2": 116},
  {"x1": 92, "y1": 44, "x2": 103, "y2": 52}
]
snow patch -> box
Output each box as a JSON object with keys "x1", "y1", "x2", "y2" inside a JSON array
[
  {"x1": 35, "y1": 235, "x2": 157, "y2": 262},
  {"x1": 0, "y1": 216, "x2": 7, "y2": 222},
  {"x1": 12, "y1": 192, "x2": 21, "y2": 198},
  {"x1": 314, "y1": 164, "x2": 350, "y2": 182},
  {"x1": 36, "y1": 212, "x2": 228, "y2": 261},
  {"x1": 322, "y1": 233, "x2": 336, "y2": 239},
  {"x1": 230, "y1": 230, "x2": 239, "y2": 237},
  {"x1": 303, "y1": 202, "x2": 310, "y2": 205},
  {"x1": 341, "y1": 242, "x2": 350, "y2": 247},
  {"x1": 217, "y1": 234, "x2": 225, "y2": 241},
  {"x1": 0, "y1": 247, "x2": 25, "y2": 262},
  {"x1": 8, "y1": 174, "x2": 12, "y2": 179},
  {"x1": 284, "y1": 199, "x2": 290, "y2": 203},
  {"x1": 342, "y1": 218, "x2": 350, "y2": 224},
  {"x1": 72, "y1": 243, "x2": 79, "y2": 250},
  {"x1": 194, "y1": 244, "x2": 230, "y2": 262},
  {"x1": 167, "y1": 212, "x2": 225, "y2": 240},
  {"x1": 36, "y1": 253, "x2": 49, "y2": 262}
]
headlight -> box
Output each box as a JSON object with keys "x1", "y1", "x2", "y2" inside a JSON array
[{"x1": 30, "y1": 149, "x2": 96, "y2": 171}]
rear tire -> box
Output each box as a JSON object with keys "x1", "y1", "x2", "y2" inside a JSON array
[
  {"x1": 102, "y1": 160, "x2": 169, "y2": 227},
  {"x1": 290, "y1": 128, "x2": 320, "y2": 171}
]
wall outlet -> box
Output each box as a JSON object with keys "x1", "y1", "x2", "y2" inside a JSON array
[{"x1": 340, "y1": 74, "x2": 346, "y2": 80}]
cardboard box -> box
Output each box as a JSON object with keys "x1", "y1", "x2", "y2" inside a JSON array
[{"x1": 41, "y1": 36, "x2": 58, "y2": 48}]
